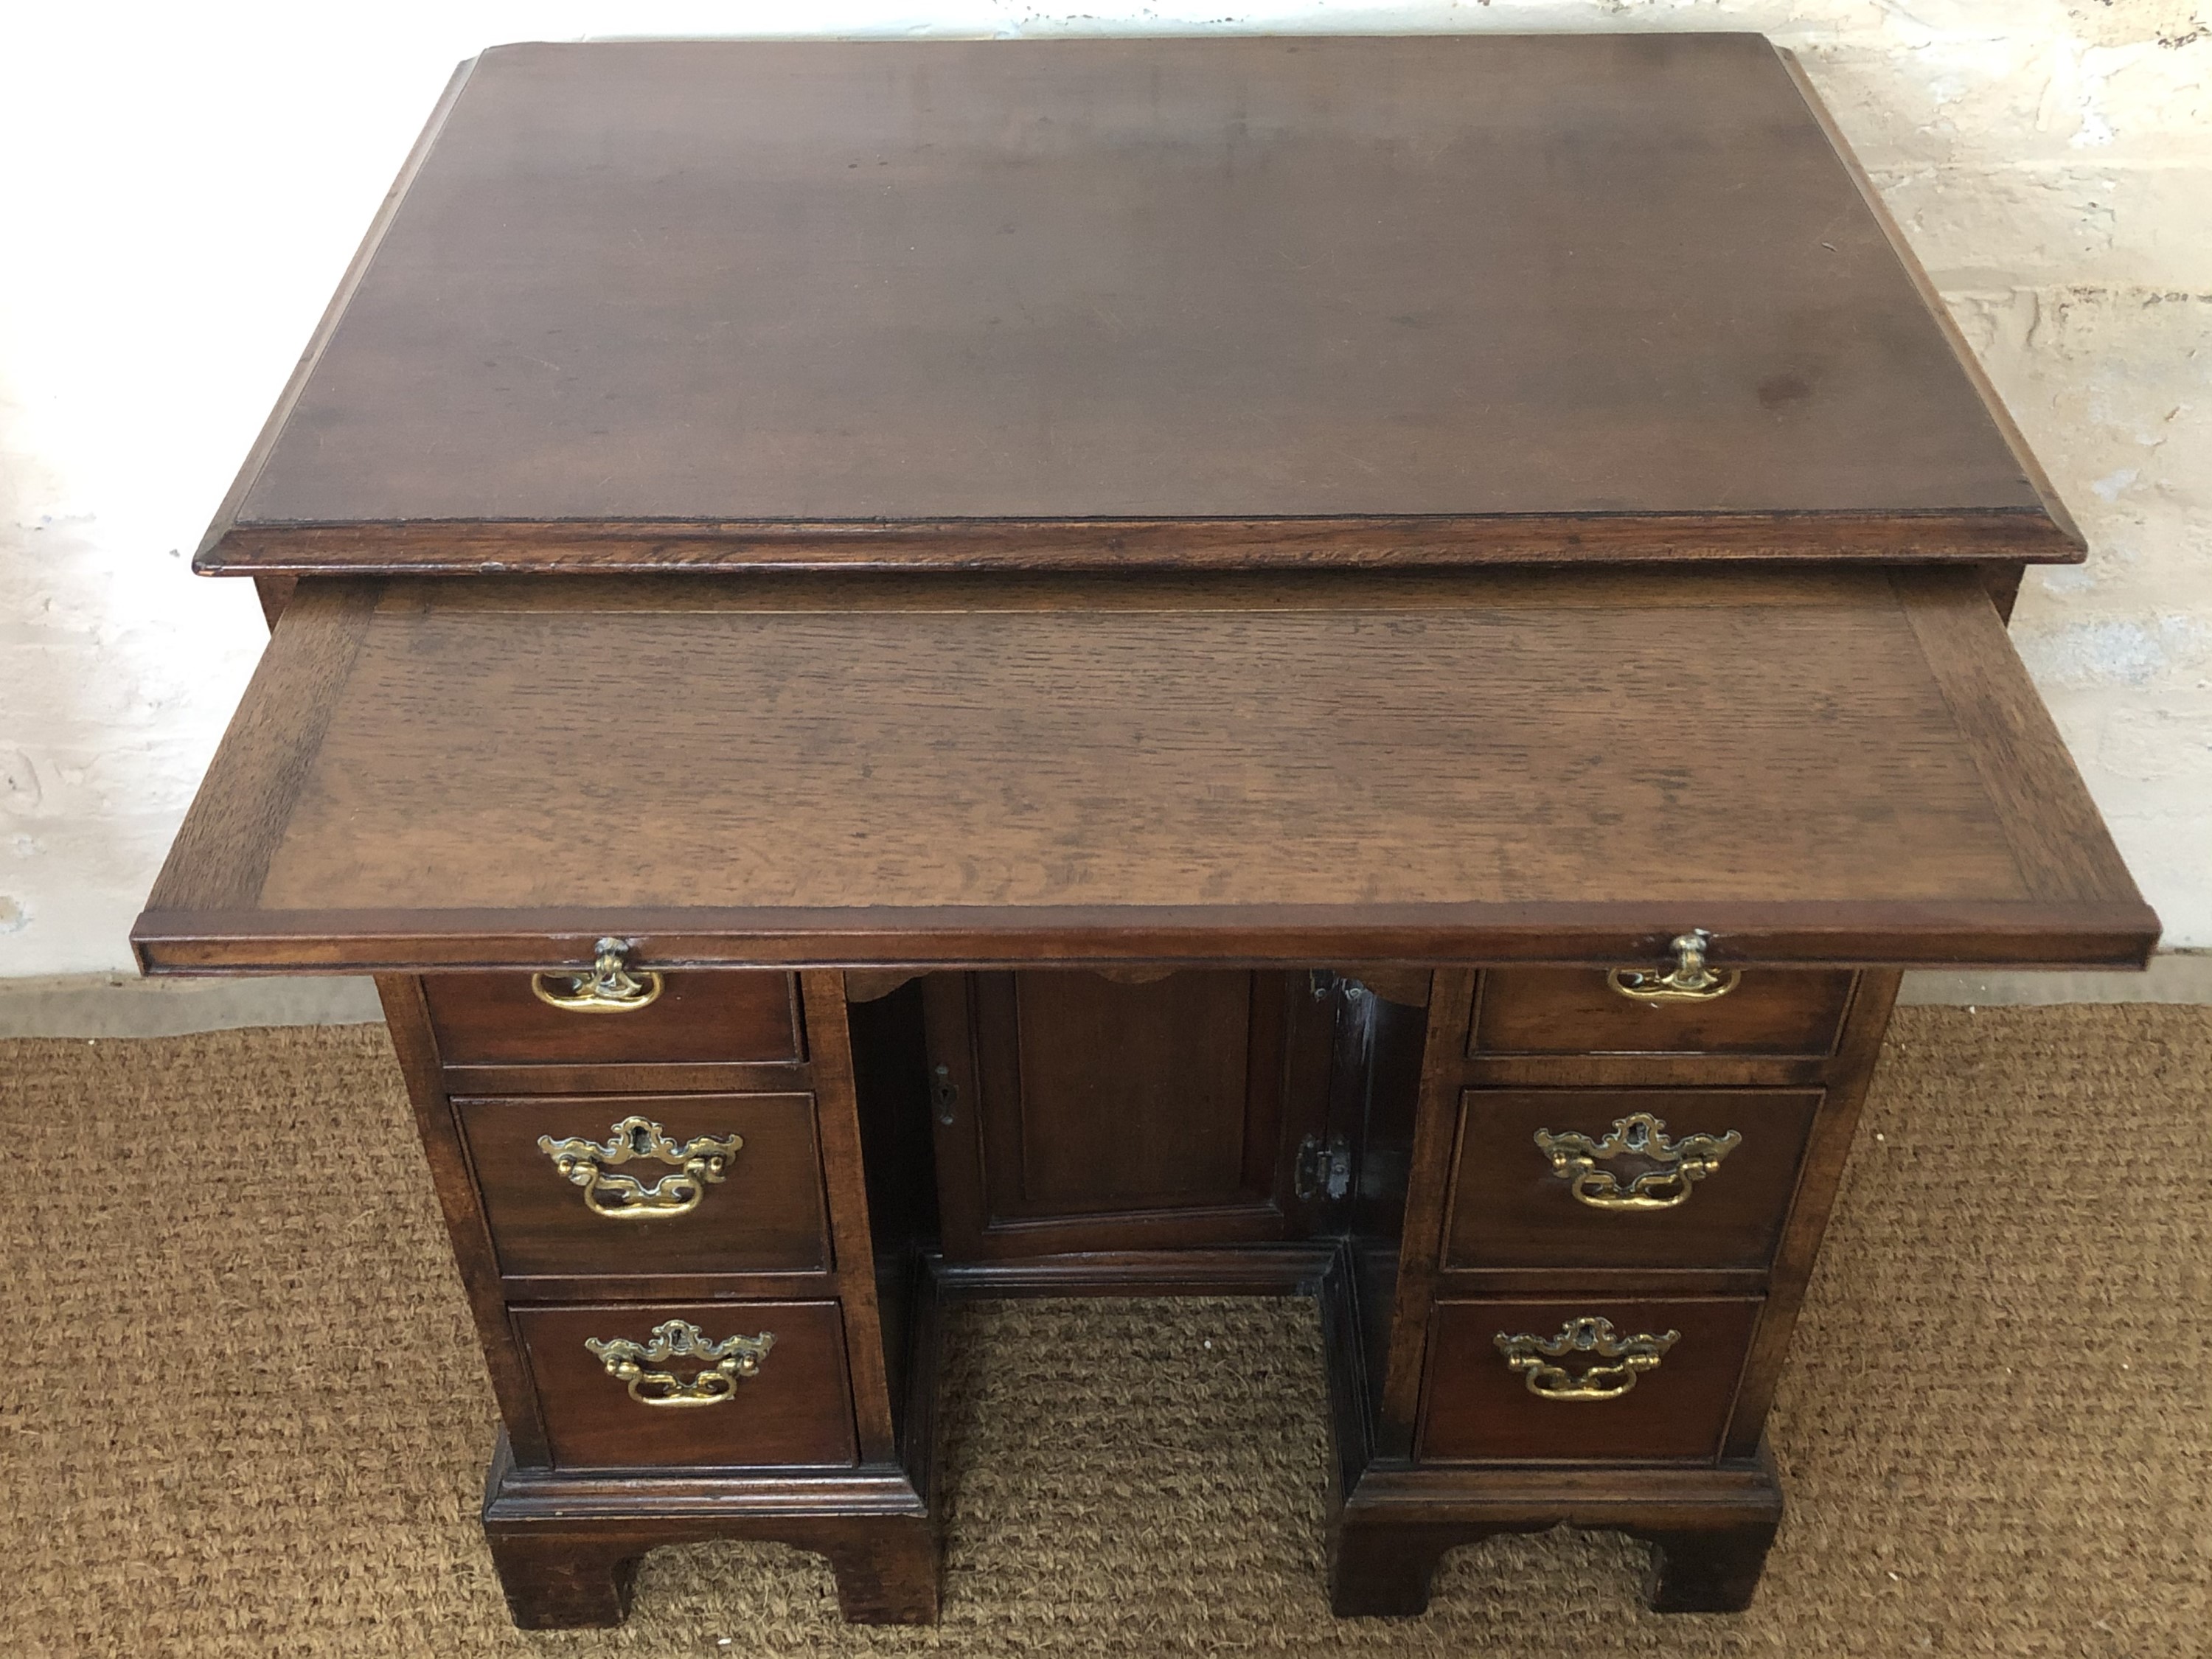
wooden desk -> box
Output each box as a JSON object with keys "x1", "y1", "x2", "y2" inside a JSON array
[{"x1": 137, "y1": 37, "x2": 2154, "y2": 1628}]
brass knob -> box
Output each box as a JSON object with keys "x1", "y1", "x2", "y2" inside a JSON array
[
  {"x1": 538, "y1": 1116, "x2": 743, "y2": 1220},
  {"x1": 585, "y1": 1321, "x2": 775, "y2": 1408},
  {"x1": 1607, "y1": 930, "x2": 1741, "y2": 1004},
  {"x1": 531, "y1": 937, "x2": 664, "y2": 1012},
  {"x1": 1534, "y1": 1113, "x2": 1742, "y2": 1211},
  {"x1": 1495, "y1": 1318, "x2": 1678, "y2": 1402}
]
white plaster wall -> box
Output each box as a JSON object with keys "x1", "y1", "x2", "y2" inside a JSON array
[{"x1": 3, "y1": 0, "x2": 2207, "y2": 984}]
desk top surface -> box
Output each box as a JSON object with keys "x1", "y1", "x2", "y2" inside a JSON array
[
  {"x1": 199, "y1": 34, "x2": 2073, "y2": 574},
  {"x1": 133, "y1": 568, "x2": 2152, "y2": 972}
]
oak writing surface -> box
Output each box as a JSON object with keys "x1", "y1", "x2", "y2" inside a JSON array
[
  {"x1": 133, "y1": 568, "x2": 2153, "y2": 970},
  {"x1": 198, "y1": 34, "x2": 2074, "y2": 572}
]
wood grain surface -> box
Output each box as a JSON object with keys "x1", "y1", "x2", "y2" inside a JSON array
[
  {"x1": 456, "y1": 1092, "x2": 830, "y2": 1279},
  {"x1": 1418, "y1": 1295, "x2": 1761, "y2": 1464},
  {"x1": 195, "y1": 35, "x2": 2073, "y2": 571},
  {"x1": 512, "y1": 1299, "x2": 859, "y2": 1471},
  {"x1": 133, "y1": 567, "x2": 2153, "y2": 970},
  {"x1": 425, "y1": 970, "x2": 801, "y2": 1065},
  {"x1": 1469, "y1": 969, "x2": 1856, "y2": 1057},
  {"x1": 1441, "y1": 1088, "x2": 1824, "y2": 1270}
]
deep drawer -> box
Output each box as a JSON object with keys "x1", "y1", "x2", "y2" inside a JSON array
[
  {"x1": 1419, "y1": 1296, "x2": 1760, "y2": 1464},
  {"x1": 425, "y1": 969, "x2": 804, "y2": 1066},
  {"x1": 515, "y1": 1299, "x2": 858, "y2": 1471},
  {"x1": 1469, "y1": 968, "x2": 1856, "y2": 1058},
  {"x1": 1444, "y1": 1088, "x2": 1821, "y2": 1270},
  {"x1": 459, "y1": 1093, "x2": 830, "y2": 1279}
]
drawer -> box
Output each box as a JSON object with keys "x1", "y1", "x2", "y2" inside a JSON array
[
  {"x1": 1419, "y1": 1297, "x2": 1760, "y2": 1464},
  {"x1": 425, "y1": 968, "x2": 803, "y2": 1066},
  {"x1": 1444, "y1": 1088, "x2": 1820, "y2": 1270},
  {"x1": 459, "y1": 1093, "x2": 830, "y2": 1278},
  {"x1": 1469, "y1": 967, "x2": 1855, "y2": 1057},
  {"x1": 515, "y1": 1299, "x2": 858, "y2": 1471}
]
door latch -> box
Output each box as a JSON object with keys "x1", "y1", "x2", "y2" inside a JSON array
[{"x1": 1294, "y1": 1133, "x2": 1353, "y2": 1203}]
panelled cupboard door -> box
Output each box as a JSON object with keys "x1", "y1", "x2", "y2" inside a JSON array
[
  {"x1": 921, "y1": 969, "x2": 1332, "y2": 1256},
  {"x1": 131, "y1": 568, "x2": 2156, "y2": 975}
]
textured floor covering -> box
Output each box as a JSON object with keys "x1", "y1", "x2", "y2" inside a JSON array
[{"x1": 3, "y1": 1007, "x2": 2208, "y2": 1656}]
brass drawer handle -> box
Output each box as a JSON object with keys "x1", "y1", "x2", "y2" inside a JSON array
[
  {"x1": 1607, "y1": 930, "x2": 1740, "y2": 1004},
  {"x1": 538, "y1": 1115, "x2": 744, "y2": 1220},
  {"x1": 1534, "y1": 1112, "x2": 1742, "y2": 1211},
  {"x1": 1495, "y1": 1317, "x2": 1678, "y2": 1402},
  {"x1": 531, "y1": 936, "x2": 664, "y2": 1012},
  {"x1": 585, "y1": 1319, "x2": 775, "y2": 1408}
]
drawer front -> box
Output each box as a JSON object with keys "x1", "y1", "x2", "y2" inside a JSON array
[
  {"x1": 1419, "y1": 1297, "x2": 1760, "y2": 1464},
  {"x1": 515, "y1": 1300, "x2": 858, "y2": 1471},
  {"x1": 459, "y1": 1093, "x2": 830, "y2": 1278},
  {"x1": 1470, "y1": 968, "x2": 1855, "y2": 1057},
  {"x1": 1444, "y1": 1088, "x2": 1820, "y2": 1270},
  {"x1": 425, "y1": 970, "x2": 803, "y2": 1066}
]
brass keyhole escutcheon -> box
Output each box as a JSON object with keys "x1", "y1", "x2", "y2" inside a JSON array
[
  {"x1": 538, "y1": 1115, "x2": 744, "y2": 1220},
  {"x1": 1534, "y1": 1113, "x2": 1742, "y2": 1211},
  {"x1": 585, "y1": 1320, "x2": 775, "y2": 1407}
]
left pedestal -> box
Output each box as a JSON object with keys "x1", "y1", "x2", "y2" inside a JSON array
[{"x1": 377, "y1": 968, "x2": 942, "y2": 1630}]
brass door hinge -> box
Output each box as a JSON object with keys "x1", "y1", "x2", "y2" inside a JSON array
[{"x1": 1294, "y1": 1132, "x2": 1353, "y2": 1203}]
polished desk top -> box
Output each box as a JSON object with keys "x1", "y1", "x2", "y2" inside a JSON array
[
  {"x1": 133, "y1": 568, "x2": 2151, "y2": 974},
  {"x1": 198, "y1": 34, "x2": 2075, "y2": 574}
]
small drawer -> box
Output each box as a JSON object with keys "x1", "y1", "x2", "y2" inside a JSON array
[
  {"x1": 425, "y1": 969, "x2": 803, "y2": 1067},
  {"x1": 1444, "y1": 1088, "x2": 1820, "y2": 1270},
  {"x1": 1470, "y1": 967, "x2": 1855, "y2": 1057},
  {"x1": 515, "y1": 1299, "x2": 858, "y2": 1471},
  {"x1": 1419, "y1": 1296, "x2": 1760, "y2": 1464},
  {"x1": 459, "y1": 1093, "x2": 830, "y2": 1278}
]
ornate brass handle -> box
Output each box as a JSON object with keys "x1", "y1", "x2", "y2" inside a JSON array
[
  {"x1": 1608, "y1": 930, "x2": 1740, "y2": 1005},
  {"x1": 585, "y1": 1320, "x2": 775, "y2": 1407},
  {"x1": 537, "y1": 1116, "x2": 744, "y2": 1220},
  {"x1": 1495, "y1": 1318, "x2": 1678, "y2": 1402},
  {"x1": 1534, "y1": 1113, "x2": 1742, "y2": 1211},
  {"x1": 531, "y1": 937, "x2": 664, "y2": 1012}
]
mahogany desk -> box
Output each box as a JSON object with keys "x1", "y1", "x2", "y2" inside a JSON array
[{"x1": 134, "y1": 35, "x2": 2157, "y2": 1628}]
